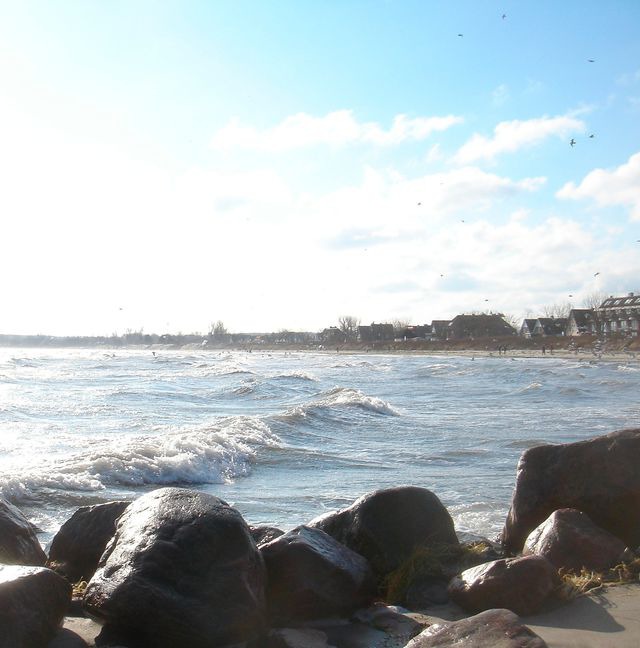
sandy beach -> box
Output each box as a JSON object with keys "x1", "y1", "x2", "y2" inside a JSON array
[{"x1": 417, "y1": 583, "x2": 640, "y2": 648}]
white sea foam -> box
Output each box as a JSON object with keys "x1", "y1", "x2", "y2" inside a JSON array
[
  {"x1": 278, "y1": 386, "x2": 400, "y2": 422},
  {"x1": 0, "y1": 417, "x2": 280, "y2": 503}
]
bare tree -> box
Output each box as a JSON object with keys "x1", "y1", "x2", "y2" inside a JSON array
[
  {"x1": 209, "y1": 320, "x2": 228, "y2": 338},
  {"x1": 338, "y1": 315, "x2": 360, "y2": 341},
  {"x1": 541, "y1": 301, "x2": 573, "y2": 318},
  {"x1": 582, "y1": 290, "x2": 608, "y2": 310}
]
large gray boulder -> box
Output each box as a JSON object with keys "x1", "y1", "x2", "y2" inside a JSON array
[
  {"x1": 523, "y1": 508, "x2": 630, "y2": 572},
  {"x1": 83, "y1": 487, "x2": 266, "y2": 648},
  {"x1": 260, "y1": 525, "x2": 376, "y2": 625},
  {"x1": 48, "y1": 501, "x2": 130, "y2": 582},
  {"x1": 0, "y1": 565, "x2": 71, "y2": 648},
  {"x1": 502, "y1": 428, "x2": 640, "y2": 553},
  {"x1": 0, "y1": 497, "x2": 47, "y2": 566},
  {"x1": 448, "y1": 555, "x2": 559, "y2": 616},
  {"x1": 308, "y1": 486, "x2": 459, "y2": 579},
  {"x1": 405, "y1": 608, "x2": 548, "y2": 647}
]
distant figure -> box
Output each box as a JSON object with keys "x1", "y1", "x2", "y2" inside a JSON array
[
  {"x1": 542, "y1": 345, "x2": 546, "y2": 355},
  {"x1": 570, "y1": 139, "x2": 576, "y2": 147}
]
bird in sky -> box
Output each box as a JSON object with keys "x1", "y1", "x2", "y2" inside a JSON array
[
  {"x1": 588, "y1": 59, "x2": 595, "y2": 62},
  {"x1": 568, "y1": 294, "x2": 573, "y2": 297},
  {"x1": 502, "y1": 13, "x2": 507, "y2": 19},
  {"x1": 570, "y1": 139, "x2": 576, "y2": 147},
  {"x1": 417, "y1": 202, "x2": 422, "y2": 206},
  {"x1": 458, "y1": 33, "x2": 463, "y2": 37},
  {"x1": 594, "y1": 272, "x2": 600, "y2": 277},
  {"x1": 589, "y1": 134, "x2": 595, "y2": 138}
]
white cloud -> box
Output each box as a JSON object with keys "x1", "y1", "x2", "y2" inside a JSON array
[
  {"x1": 453, "y1": 114, "x2": 585, "y2": 164},
  {"x1": 491, "y1": 84, "x2": 510, "y2": 107},
  {"x1": 557, "y1": 152, "x2": 640, "y2": 221},
  {"x1": 210, "y1": 110, "x2": 464, "y2": 151}
]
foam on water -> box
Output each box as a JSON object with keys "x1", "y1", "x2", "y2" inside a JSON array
[{"x1": 0, "y1": 417, "x2": 280, "y2": 504}]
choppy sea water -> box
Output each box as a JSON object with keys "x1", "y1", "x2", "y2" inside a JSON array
[{"x1": 1, "y1": 347, "x2": 639, "y2": 548}]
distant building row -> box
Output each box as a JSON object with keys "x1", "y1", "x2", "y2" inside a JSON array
[
  {"x1": 521, "y1": 292, "x2": 640, "y2": 338},
  {"x1": 318, "y1": 291, "x2": 640, "y2": 345}
]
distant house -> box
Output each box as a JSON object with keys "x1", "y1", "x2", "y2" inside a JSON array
[
  {"x1": 320, "y1": 327, "x2": 346, "y2": 344},
  {"x1": 430, "y1": 320, "x2": 451, "y2": 340},
  {"x1": 520, "y1": 319, "x2": 538, "y2": 338},
  {"x1": 358, "y1": 322, "x2": 394, "y2": 342},
  {"x1": 566, "y1": 309, "x2": 596, "y2": 336},
  {"x1": 598, "y1": 292, "x2": 640, "y2": 337},
  {"x1": 446, "y1": 314, "x2": 517, "y2": 340},
  {"x1": 400, "y1": 324, "x2": 432, "y2": 340},
  {"x1": 532, "y1": 317, "x2": 567, "y2": 337}
]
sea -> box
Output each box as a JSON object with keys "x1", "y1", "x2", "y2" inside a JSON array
[{"x1": 1, "y1": 347, "x2": 639, "y2": 549}]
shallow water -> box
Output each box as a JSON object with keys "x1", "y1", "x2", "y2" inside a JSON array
[{"x1": 1, "y1": 347, "x2": 638, "y2": 547}]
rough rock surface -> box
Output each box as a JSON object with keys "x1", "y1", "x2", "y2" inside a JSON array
[
  {"x1": 448, "y1": 555, "x2": 559, "y2": 616},
  {"x1": 48, "y1": 501, "x2": 130, "y2": 582},
  {"x1": 250, "y1": 525, "x2": 284, "y2": 547},
  {"x1": 260, "y1": 525, "x2": 376, "y2": 625},
  {"x1": 523, "y1": 508, "x2": 629, "y2": 572},
  {"x1": 0, "y1": 497, "x2": 47, "y2": 566},
  {"x1": 83, "y1": 487, "x2": 266, "y2": 648},
  {"x1": 502, "y1": 428, "x2": 640, "y2": 552},
  {"x1": 405, "y1": 608, "x2": 548, "y2": 647},
  {"x1": 0, "y1": 565, "x2": 71, "y2": 648},
  {"x1": 308, "y1": 486, "x2": 459, "y2": 579}
]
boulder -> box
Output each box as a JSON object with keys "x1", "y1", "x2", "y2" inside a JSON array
[
  {"x1": 523, "y1": 508, "x2": 629, "y2": 572},
  {"x1": 260, "y1": 525, "x2": 376, "y2": 625},
  {"x1": 83, "y1": 487, "x2": 266, "y2": 648},
  {"x1": 250, "y1": 524, "x2": 284, "y2": 547},
  {"x1": 405, "y1": 608, "x2": 548, "y2": 647},
  {"x1": 48, "y1": 501, "x2": 130, "y2": 582},
  {"x1": 308, "y1": 486, "x2": 459, "y2": 579},
  {"x1": 0, "y1": 565, "x2": 71, "y2": 648},
  {"x1": 502, "y1": 428, "x2": 640, "y2": 553},
  {"x1": 0, "y1": 497, "x2": 47, "y2": 565},
  {"x1": 448, "y1": 555, "x2": 559, "y2": 616}
]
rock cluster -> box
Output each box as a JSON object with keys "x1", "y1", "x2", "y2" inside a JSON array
[{"x1": 1, "y1": 427, "x2": 639, "y2": 647}]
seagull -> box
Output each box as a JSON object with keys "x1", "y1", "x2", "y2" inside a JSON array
[
  {"x1": 589, "y1": 134, "x2": 595, "y2": 138},
  {"x1": 588, "y1": 59, "x2": 595, "y2": 63},
  {"x1": 458, "y1": 33, "x2": 463, "y2": 37},
  {"x1": 594, "y1": 272, "x2": 600, "y2": 277},
  {"x1": 570, "y1": 139, "x2": 576, "y2": 147}
]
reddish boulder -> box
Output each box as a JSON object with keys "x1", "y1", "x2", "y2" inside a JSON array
[
  {"x1": 502, "y1": 428, "x2": 640, "y2": 553},
  {"x1": 448, "y1": 555, "x2": 559, "y2": 616},
  {"x1": 48, "y1": 501, "x2": 130, "y2": 582},
  {"x1": 0, "y1": 565, "x2": 71, "y2": 648},
  {"x1": 308, "y1": 486, "x2": 458, "y2": 579},
  {"x1": 405, "y1": 608, "x2": 548, "y2": 647},
  {"x1": 260, "y1": 525, "x2": 376, "y2": 625},
  {"x1": 0, "y1": 498, "x2": 46, "y2": 566},
  {"x1": 523, "y1": 508, "x2": 629, "y2": 572}
]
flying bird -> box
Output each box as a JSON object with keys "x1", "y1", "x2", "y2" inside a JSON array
[
  {"x1": 458, "y1": 33, "x2": 463, "y2": 37},
  {"x1": 417, "y1": 202, "x2": 422, "y2": 206},
  {"x1": 570, "y1": 139, "x2": 576, "y2": 147},
  {"x1": 569, "y1": 294, "x2": 573, "y2": 297},
  {"x1": 594, "y1": 272, "x2": 600, "y2": 277},
  {"x1": 588, "y1": 59, "x2": 595, "y2": 63},
  {"x1": 589, "y1": 134, "x2": 595, "y2": 138},
  {"x1": 502, "y1": 13, "x2": 507, "y2": 19}
]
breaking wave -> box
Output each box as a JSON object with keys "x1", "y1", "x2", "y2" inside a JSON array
[{"x1": 0, "y1": 417, "x2": 280, "y2": 504}]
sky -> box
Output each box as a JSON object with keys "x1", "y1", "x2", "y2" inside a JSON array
[{"x1": 1, "y1": 0, "x2": 639, "y2": 336}]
